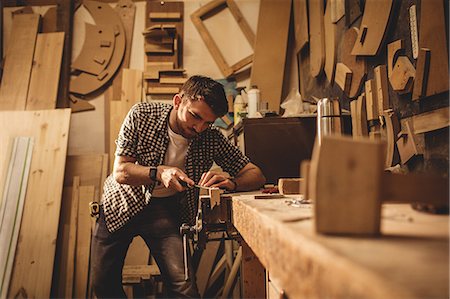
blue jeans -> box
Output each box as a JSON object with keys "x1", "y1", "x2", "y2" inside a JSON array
[{"x1": 90, "y1": 195, "x2": 199, "y2": 298}]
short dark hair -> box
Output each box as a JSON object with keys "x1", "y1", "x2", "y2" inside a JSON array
[{"x1": 180, "y1": 75, "x2": 228, "y2": 117}]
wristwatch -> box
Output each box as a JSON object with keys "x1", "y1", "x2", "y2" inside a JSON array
[{"x1": 148, "y1": 166, "x2": 158, "y2": 182}]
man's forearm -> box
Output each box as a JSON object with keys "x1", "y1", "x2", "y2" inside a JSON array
[
  {"x1": 234, "y1": 164, "x2": 266, "y2": 191},
  {"x1": 114, "y1": 161, "x2": 153, "y2": 186}
]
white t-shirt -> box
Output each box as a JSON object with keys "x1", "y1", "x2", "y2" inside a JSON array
[{"x1": 151, "y1": 123, "x2": 189, "y2": 197}]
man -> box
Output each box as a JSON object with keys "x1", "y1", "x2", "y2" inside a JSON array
[{"x1": 91, "y1": 75, "x2": 266, "y2": 298}]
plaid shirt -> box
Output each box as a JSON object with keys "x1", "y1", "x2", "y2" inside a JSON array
[{"x1": 102, "y1": 102, "x2": 250, "y2": 232}]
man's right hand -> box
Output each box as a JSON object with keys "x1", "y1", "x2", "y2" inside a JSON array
[{"x1": 158, "y1": 166, "x2": 195, "y2": 192}]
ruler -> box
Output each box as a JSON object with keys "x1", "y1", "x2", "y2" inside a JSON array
[{"x1": 409, "y1": 5, "x2": 419, "y2": 59}]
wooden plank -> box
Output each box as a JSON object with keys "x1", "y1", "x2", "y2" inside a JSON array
[
  {"x1": 0, "y1": 14, "x2": 39, "y2": 110},
  {"x1": 0, "y1": 109, "x2": 71, "y2": 299},
  {"x1": 197, "y1": 234, "x2": 222, "y2": 297},
  {"x1": 387, "y1": 40, "x2": 403, "y2": 78},
  {"x1": 25, "y1": 32, "x2": 65, "y2": 110},
  {"x1": 418, "y1": 0, "x2": 449, "y2": 97},
  {"x1": 250, "y1": 0, "x2": 291, "y2": 113},
  {"x1": 293, "y1": 0, "x2": 308, "y2": 53},
  {"x1": 0, "y1": 137, "x2": 33, "y2": 299},
  {"x1": 112, "y1": 0, "x2": 136, "y2": 101},
  {"x1": 345, "y1": 0, "x2": 361, "y2": 27},
  {"x1": 109, "y1": 69, "x2": 142, "y2": 172},
  {"x1": 309, "y1": 0, "x2": 325, "y2": 77},
  {"x1": 124, "y1": 237, "x2": 150, "y2": 266},
  {"x1": 324, "y1": 3, "x2": 337, "y2": 84},
  {"x1": 241, "y1": 241, "x2": 265, "y2": 298},
  {"x1": 65, "y1": 177, "x2": 80, "y2": 299},
  {"x1": 335, "y1": 63, "x2": 352, "y2": 94},
  {"x1": 351, "y1": 0, "x2": 394, "y2": 56},
  {"x1": 373, "y1": 65, "x2": 389, "y2": 115},
  {"x1": 412, "y1": 48, "x2": 431, "y2": 101},
  {"x1": 56, "y1": 0, "x2": 74, "y2": 108},
  {"x1": 341, "y1": 27, "x2": 366, "y2": 98},
  {"x1": 403, "y1": 107, "x2": 450, "y2": 135},
  {"x1": 74, "y1": 185, "x2": 95, "y2": 299},
  {"x1": 390, "y1": 57, "x2": 415, "y2": 94},
  {"x1": 365, "y1": 79, "x2": 378, "y2": 121}
]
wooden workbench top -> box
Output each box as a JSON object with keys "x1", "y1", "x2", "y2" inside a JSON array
[{"x1": 228, "y1": 193, "x2": 449, "y2": 299}]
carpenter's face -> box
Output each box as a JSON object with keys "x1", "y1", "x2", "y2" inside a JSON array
[{"x1": 173, "y1": 94, "x2": 217, "y2": 139}]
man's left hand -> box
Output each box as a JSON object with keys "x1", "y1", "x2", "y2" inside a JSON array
[{"x1": 198, "y1": 170, "x2": 236, "y2": 191}]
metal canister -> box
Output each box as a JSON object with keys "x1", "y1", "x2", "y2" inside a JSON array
[{"x1": 317, "y1": 98, "x2": 342, "y2": 144}]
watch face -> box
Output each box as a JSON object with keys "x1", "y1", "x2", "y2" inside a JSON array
[{"x1": 149, "y1": 167, "x2": 157, "y2": 181}]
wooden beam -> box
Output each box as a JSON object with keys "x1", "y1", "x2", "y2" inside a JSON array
[
  {"x1": 56, "y1": 0, "x2": 74, "y2": 108},
  {"x1": 3, "y1": 0, "x2": 145, "y2": 6}
]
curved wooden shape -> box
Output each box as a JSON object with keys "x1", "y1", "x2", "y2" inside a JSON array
[
  {"x1": 351, "y1": 0, "x2": 393, "y2": 56},
  {"x1": 324, "y1": 3, "x2": 337, "y2": 84},
  {"x1": 70, "y1": 0, "x2": 125, "y2": 96},
  {"x1": 341, "y1": 27, "x2": 366, "y2": 98},
  {"x1": 71, "y1": 23, "x2": 115, "y2": 75},
  {"x1": 383, "y1": 110, "x2": 400, "y2": 167},
  {"x1": 309, "y1": 0, "x2": 325, "y2": 77},
  {"x1": 293, "y1": 0, "x2": 308, "y2": 53}
]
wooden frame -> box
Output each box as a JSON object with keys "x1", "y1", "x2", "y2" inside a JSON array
[{"x1": 191, "y1": 0, "x2": 255, "y2": 77}]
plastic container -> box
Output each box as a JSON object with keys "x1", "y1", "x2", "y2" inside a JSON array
[{"x1": 247, "y1": 85, "x2": 261, "y2": 118}]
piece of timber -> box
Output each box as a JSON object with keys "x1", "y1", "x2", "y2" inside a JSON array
[
  {"x1": 324, "y1": 4, "x2": 337, "y2": 84},
  {"x1": 418, "y1": 0, "x2": 449, "y2": 97},
  {"x1": 390, "y1": 56, "x2": 415, "y2": 94},
  {"x1": 373, "y1": 65, "x2": 389, "y2": 115},
  {"x1": 365, "y1": 79, "x2": 378, "y2": 121},
  {"x1": 351, "y1": 0, "x2": 394, "y2": 56},
  {"x1": 71, "y1": 23, "x2": 115, "y2": 75},
  {"x1": 0, "y1": 14, "x2": 39, "y2": 110},
  {"x1": 0, "y1": 137, "x2": 33, "y2": 299},
  {"x1": 334, "y1": 63, "x2": 352, "y2": 95},
  {"x1": 412, "y1": 48, "x2": 431, "y2": 101},
  {"x1": 396, "y1": 121, "x2": 420, "y2": 165},
  {"x1": 112, "y1": 0, "x2": 136, "y2": 102},
  {"x1": 69, "y1": 94, "x2": 96, "y2": 113},
  {"x1": 356, "y1": 93, "x2": 368, "y2": 136},
  {"x1": 26, "y1": 32, "x2": 65, "y2": 110},
  {"x1": 309, "y1": 0, "x2": 325, "y2": 77},
  {"x1": 330, "y1": 0, "x2": 345, "y2": 23},
  {"x1": 401, "y1": 107, "x2": 450, "y2": 135},
  {"x1": 293, "y1": 0, "x2": 308, "y2": 53},
  {"x1": 341, "y1": 27, "x2": 366, "y2": 98},
  {"x1": 42, "y1": 6, "x2": 57, "y2": 33},
  {"x1": 56, "y1": 0, "x2": 74, "y2": 108},
  {"x1": 70, "y1": 1, "x2": 125, "y2": 96},
  {"x1": 383, "y1": 110, "x2": 400, "y2": 168},
  {"x1": 250, "y1": 0, "x2": 291, "y2": 113},
  {"x1": 65, "y1": 177, "x2": 80, "y2": 299},
  {"x1": 0, "y1": 109, "x2": 71, "y2": 299},
  {"x1": 278, "y1": 178, "x2": 303, "y2": 195},
  {"x1": 231, "y1": 191, "x2": 448, "y2": 298},
  {"x1": 191, "y1": 0, "x2": 254, "y2": 78}
]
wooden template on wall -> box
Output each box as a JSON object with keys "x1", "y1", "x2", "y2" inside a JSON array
[{"x1": 191, "y1": 0, "x2": 255, "y2": 78}]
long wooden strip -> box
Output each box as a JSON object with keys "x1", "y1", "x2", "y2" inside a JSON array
[
  {"x1": 0, "y1": 137, "x2": 33, "y2": 299},
  {"x1": 26, "y1": 32, "x2": 65, "y2": 110},
  {"x1": 74, "y1": 185, "x2": 95, "y2": 299},
  {"x1": 324, "y1": 3, "x2": 337, "y2": 84},
  {"x1": 293, "y1": 0, "x2": 308, "y2": 53},
  {"x1": 0, "y1": 109, "x2": 71, "y2": 298},
  {"x1": 109, "y1": 69, "x2": 142, "y2": 172},
  {"x1": 309, "y1": 0, "x2": 325, "y2": 77},
  {"x1": 250, "y1": 0, "x2": 291, "y2": 113},
  {"x1": 0, "y1": 14, "x2": 40, "y2": 110},
  {"x1": 65, "y1": 177, "x2": 80, "y2": 298},
  {"x1": 402, "y1": 107, "x2": 450, "y2": 135}
]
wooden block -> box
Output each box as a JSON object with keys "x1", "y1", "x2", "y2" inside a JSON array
[
  {"x1": 418, "y1": 0, "x2": 449, "y2": 97},
  {"x1": 278, "y1": 178, "x2": 304, "y2": 195},
  {"x1": 149, "y1": 12, "x2": 181, "y2": 20},
  {"x1": 26, "y1": 32, "x2": 65, "y2": 110},
  {"x1": 69, "y1": 94, "x2": 96, "y2": 113},
  {"x1": 351, "y1": 0, "x2": 394, "y2": 56},
  {"x1": 145, "y1": 42, "x2": 173, "y2": 54},
  {"x1": 147, "y1": 86, "x2": 180, "y2": 94},
  {"x1": 341, "y1": 27, "x2": 366, "y2": 98},
  {"x1": 159, "y1": 76, "x2": 187, "y2": 84},
  {"x1": 383, "y1": 110, "x2": 400, "y2": 168},
  {"x1": 406, "y1": 106, "x2": 450, "y2": 135},
  {"x1": 390, "y1": 56, "x2": 416, "y2": 94},
  {"x1": 365, "y1": 79, "x2": 378, "y2": 121},
  {"x1": 412, "y1": 48, "x2": 431, "y2": 101},
  {"x1": 309, "y1": 0, "x2": 325, "y2": 77},
  {"x1": 373, "y1": 65, "x2": 389, "y2": 115},
  {"x1": 125, "y1": 237, "x2": 150, "y2": 266},
  {"x1": 0, "y1": 14, "x2": 40, "y2": 110},
  {"x1": 330, "y1": 0, "x2": 345, "y2": 23},
  {"x1": 313, "y1": 136, "x2": 386, "y2": 235},
  {"x1": 335, "y1": 63, "x2": 352, "y2": 94},
  {"x1": 345, "y1": 0, "x2": 361, "y2": 27},
  {"x1": 0, "y1": 110, "x2": 71, "y2": 299},
  {"x1": 209, "y1": 188, "x2": 221, "y2": 208},
  {"x1": 250, "y1": 0, "x2": 291, "y2": 113},
  {"x1": 293, "y1": 0, "x2": 308, "y2": 52}
]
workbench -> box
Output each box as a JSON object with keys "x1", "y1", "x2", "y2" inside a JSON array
[{"x1": 225, "y1": 192, "x2": 449, "y2": 299}]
